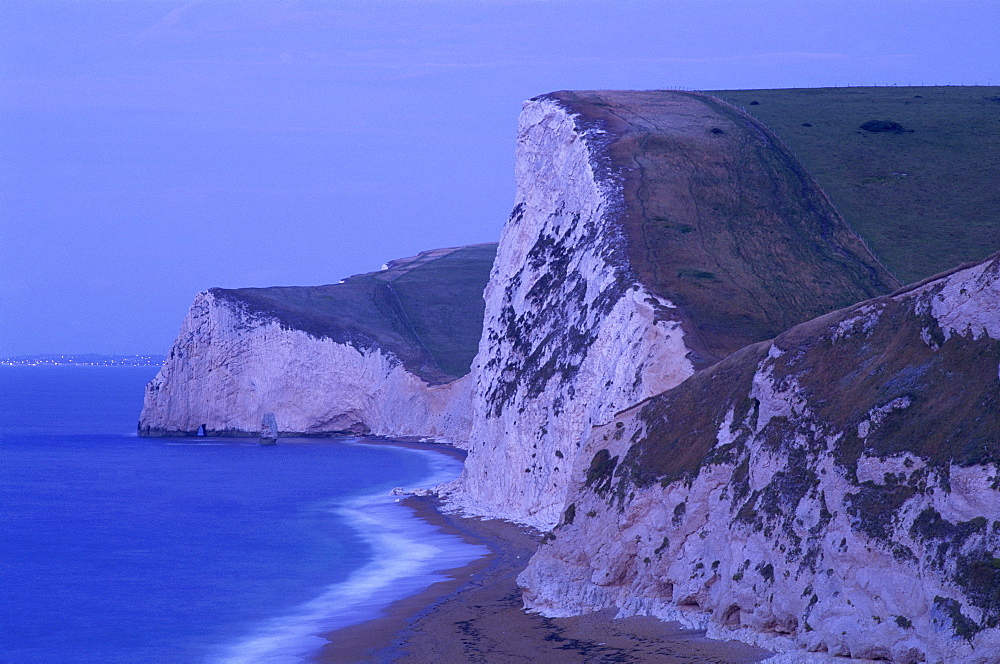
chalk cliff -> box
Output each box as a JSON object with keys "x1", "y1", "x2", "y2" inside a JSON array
[
  {"x1": 520, "y1": 253, "x2": 1000, "y2": 663},
  {"x1": 443, "y1": 91, "x2": 899, "y2": 529},
  {"x1": 138, "y1": 244, "x2": 496, "y2": 439},
  {"x1": 139, "y1": 88, "x2": 999, "y2": 661}
]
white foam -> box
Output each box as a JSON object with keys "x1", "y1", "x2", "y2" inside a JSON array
[
  {"x1": 208, "y1": 444, "x2": 487, "y2": 664},
  {"x1": 164, "y1": 441, "x2": 235, "y2": 446}
]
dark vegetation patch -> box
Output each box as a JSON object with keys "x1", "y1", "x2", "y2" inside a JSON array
[
  {"x1": 909, "y1": 508, "x2": 1000, "y2": 622},
  {"x1": 213, "y1": 243, "x2": 497, "y2": 384},
  {"x1": 676, "y1": 268, "x2": 718, "y2": 281},
  {"x1": 562, "y1": 502, "x2": 577, "y2": 526},
  {"x1": 860, "y1": 120, "x2": 910, "y2": 134},
  {"x1": 910, "y1": 512, "x2": 1000, "y2": 629},
  {"x1": 910, "y1": 508, "x2": 986, "y2": 543},
  {"x1": 910, "y1": 507, "x2": 988, "y2": 568},
  {"x1": 933, "y1": 596, "x2": 980, "y2": 640},
  {"x1": 955, "y1": 553, "x2": 1000, "y2": 622},
  {"x1": 746, "y1": 450, "x2": 819, "y2": 523},
  {"x1": 585, "y1": 449, "x2": 619, "y2": 496},
  {"x1": 845, "y1": 481, "x2": 916, "y2": 542},
  {"x1": 707, "y1": 86, "x2": 1000, "y2": 283},
  {"x1": 731, "y1": 448, "x2": 823, "y2": 559},
  {"x1": 755, "y1": 415, "x2": 801, "y2": 452}
]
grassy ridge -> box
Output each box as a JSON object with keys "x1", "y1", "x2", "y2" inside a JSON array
[
  {"x1": 707, "y1": 87, "x2": 1000, "y2": 284},
  {"x1": 214, "y1": 243, "x2": 497, "y2": 384},
  {"x1": 380, "y1": 244, "x2": 498, "y2": 378},
  {"x1": 549, "y1": 90, "x2": 899, "y2": 366},
  {"x1": 212, "y1": 88, "x2": 997, "y2": 382}
]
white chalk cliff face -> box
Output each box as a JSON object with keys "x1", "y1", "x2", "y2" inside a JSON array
[
  {"x1": 139, "y1": 244, "x2": 496, "y2": 441},
  {"x1": 520, "y1": 254, "x2": 1000, "y2": 663},
  {"x1": 443, "y1": 91, "x2": 898, "y2": 529},
  {"x1": 139, "y1": 290, "x2": 472, "y2": 440},
  {"x1": 441, "y1": 98, "x2": 695, "y2": 528}
]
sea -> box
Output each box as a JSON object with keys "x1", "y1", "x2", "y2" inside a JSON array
[{"x1": 0, "y1": 366, "x2": 486, "y2": 664}]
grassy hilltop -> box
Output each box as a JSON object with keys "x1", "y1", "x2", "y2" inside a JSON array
[
  {"x1": 213, "y1": 243, "x2": 497, "y2": 384},
  {"x1": 545, "y1": 90, "x2": 899, "y2": 366},
  {"x1": 707, "y1": 86, "x2": 1000, "y2": 284}
]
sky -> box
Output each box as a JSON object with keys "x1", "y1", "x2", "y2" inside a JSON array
[{"x1": 2, "y1": 0, "x2": 998, "y2": 356}]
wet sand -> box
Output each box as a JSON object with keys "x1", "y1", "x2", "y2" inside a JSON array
[{"x1": 314, "y1": 488, "x2": 773, "y2": 664}]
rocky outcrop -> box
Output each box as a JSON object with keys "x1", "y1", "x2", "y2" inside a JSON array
[
  {"x1": 444, "y1": 90, "x2": 899, "y2": 529},
  {"x1": 519, "y1": 253, "x2": 1000, "y2": 663},
  {"x1": 259, "y1": 412, "x2": 278, "y2": 444},
  {"x1": 138, "y1": 244, "x2": 496, "y2": 439}
]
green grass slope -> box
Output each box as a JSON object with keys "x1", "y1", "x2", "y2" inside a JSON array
[
  {"x1": 706, "y1": 87, "x2": 1000, "y2": 284},
  {"x1": 548, "y1": 90, "x2": 900, "y2": 366},
  {"x1": 212, "y1": 243, "x2": 497, "y2": 384}
]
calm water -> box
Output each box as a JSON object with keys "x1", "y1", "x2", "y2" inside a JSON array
[{"x1": 0, "y1": 367, "x2": 482, "y2": 663}]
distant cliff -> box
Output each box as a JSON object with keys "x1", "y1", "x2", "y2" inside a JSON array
[
  {"x1": 138, "y1": 244, "x2": 496, "y2": 439},
  {"x1": 519, "y1": 252, "x2": 1000, "y2": 662},
  {"x1": 443, "y1": 90, "x2": 899, "y2": 529}
]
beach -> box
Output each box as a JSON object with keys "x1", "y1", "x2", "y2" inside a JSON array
[{"x1": 316, "y1": 484, "x2": 775, "y2": 663}]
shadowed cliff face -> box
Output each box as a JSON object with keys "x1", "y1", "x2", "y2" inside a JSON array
[
  {"x1": 545, "y1": 90, "x2": 900, "y2": 366},
  {"x1": 211, "y1": 243, "x2": 497, "y2": 385},
  {"x1": 521, "y1": 252, "x2": 1000, "y2": 662}
]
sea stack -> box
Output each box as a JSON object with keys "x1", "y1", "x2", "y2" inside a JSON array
[{"x1": 259, "y1": 412, "x2": 278, "y2": 445}]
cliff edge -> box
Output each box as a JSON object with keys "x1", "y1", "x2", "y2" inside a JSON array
[{"x1": 445, "y1": 90, "x2": 899, "y2": 528}]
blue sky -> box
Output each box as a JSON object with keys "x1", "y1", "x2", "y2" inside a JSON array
[{"x1": 2, "y1": 0, "x2": 997, "y2": 355}]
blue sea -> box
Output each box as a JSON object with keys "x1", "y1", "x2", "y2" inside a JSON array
[{"x1": 0, "y1": 367, "x2": 485, "y2": 663}]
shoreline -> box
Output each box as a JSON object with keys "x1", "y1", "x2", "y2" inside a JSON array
[
  {"x1": 354, "y1": 435, "x2": 469, "y2": 462},
  {"x1": 311, "y1": 493, "x2": 529, "y2": 663},
  {"x1": 313, "y1": 442, "x2": 775, "y2": 664}
]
